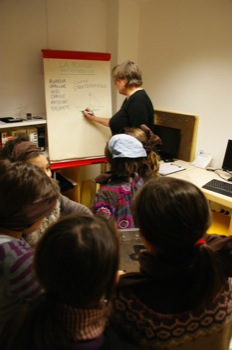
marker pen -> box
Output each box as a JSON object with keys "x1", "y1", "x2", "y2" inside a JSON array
[{"x1": 81, "y1": 110, "x2": 93, "y2": 115}]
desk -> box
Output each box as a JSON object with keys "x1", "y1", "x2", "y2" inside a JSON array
[{"x1": 166, "y1": 160, "x2": 232, "y2": 235}]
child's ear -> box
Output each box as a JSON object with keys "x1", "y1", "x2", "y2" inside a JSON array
[{"x1": 141, "y1": 235, "x2": 156, "y2": 253}]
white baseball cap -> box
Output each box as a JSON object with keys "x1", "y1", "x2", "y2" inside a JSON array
[{"x1": 108, "y1": 134, "x2": 147, "y2": 159}]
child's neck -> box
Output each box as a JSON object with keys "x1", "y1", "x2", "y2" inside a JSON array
[{"x1": 0, "y1": 227, "x2": 23, "y2": 239}]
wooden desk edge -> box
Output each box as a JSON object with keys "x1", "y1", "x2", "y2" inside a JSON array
[{"x1": 169, "y1": 160, "x2": 232, "y2": 235}]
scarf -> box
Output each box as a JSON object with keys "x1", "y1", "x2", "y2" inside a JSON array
[
  {"x1": 0, "y1": 198, "x2": 57, "y2": 231},
  {"x1": 56, "y1": 302, "x2": 109, "y2": 341},
  {"x1": 25, "y1": 199, "x2": 61, "y2": 246}
]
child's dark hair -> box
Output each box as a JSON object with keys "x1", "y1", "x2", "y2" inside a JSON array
[
  {"x1": 0, "y1": 135, "x2": 30, "y2": 161},
  {"x1": 34, "y1": 214, "x2": 119, "y2": 306},
  {"x1": 133, "y1": 176, "x2": 225, "y2": 309},
  {"x1": 123, "y1": 126, "x2": 160, "y2": 179},
  {"x1": 0, "y1": 160, "x2": 59, "y2": 231},
  {"x1": 0, "y1": 214, "x2": 119, "y2": 350},
  {"x1": 104, "y1": 143, "x2": 143, "y2": 178}
]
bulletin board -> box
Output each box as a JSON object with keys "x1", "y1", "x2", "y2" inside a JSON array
[{"x1": 42, "y1": 50, "x2": 111, "y2": 162}]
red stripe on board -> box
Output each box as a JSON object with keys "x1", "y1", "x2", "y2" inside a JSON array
[
  {"x1": 42, "y1": 49, "x2": 111, "y2": 61},
  {"x1": 50, "y1": 157, "x2": 108, "y2": 170}
]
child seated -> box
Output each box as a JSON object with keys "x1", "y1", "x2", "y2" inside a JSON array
[
  {"x1": 111, "y1": 177, "x2": 232, "y2": 350},
  {"x1": 91, "y1": 133, "x2": 146, "y2": 229},
  {"x1": 0, "y1": 136, "x2": 92, "y2": 246},
  {"x1": 0, "y1": 159, "x2": 60, "y2": 335},
  {"x1": 123, "y1": 124, "x2": 160, "y2": 181},
  {"x1": 0, "y1": 215, "x2": 140, "y2": 350}
]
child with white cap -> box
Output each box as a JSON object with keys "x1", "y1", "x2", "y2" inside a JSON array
[{"x1": 91, "y1": 133, "x2": 147, "y2": 229}]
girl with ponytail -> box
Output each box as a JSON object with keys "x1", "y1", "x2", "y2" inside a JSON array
[{"x1": 111, "y1": 177, "x2": 232, "y2": 350}]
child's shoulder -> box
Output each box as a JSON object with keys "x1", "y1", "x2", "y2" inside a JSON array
[{"x1": 0, "y1": 235, "x2": 32, "y2": 263}]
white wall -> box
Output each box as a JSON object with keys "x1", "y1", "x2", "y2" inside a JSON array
[
  {"x1": 0, "y1": 0, "x2": 47, "y2": 117},
  {"x1": 138, "y1": 0, "x2": 232, "y2": 167},
  {"x1": 0, "y1": 0, "x2": 110, "y2": 183},
  {"x1": 0, "y1": 0, "x2": 108, "y2": 118},
  {"x1": 107, "y1": 0, "x2": 141, "y2": 112}
]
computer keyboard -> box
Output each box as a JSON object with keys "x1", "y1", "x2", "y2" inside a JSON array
[{"x1": 202, "y1": 179, "x2": 232, "y2": 198}]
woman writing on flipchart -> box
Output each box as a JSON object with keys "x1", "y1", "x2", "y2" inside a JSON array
[{"x1": 83, "y1": 60, "x2": 156, "y2": 135}]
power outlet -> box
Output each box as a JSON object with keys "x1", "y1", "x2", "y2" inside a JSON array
[{"x1": 210, "y1": 202, "x2": 231, "y2": 215}]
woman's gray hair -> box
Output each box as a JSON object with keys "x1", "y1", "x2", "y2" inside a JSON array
[{"x1": 112, "y1": 60, "x2": 143, "y2": 87}]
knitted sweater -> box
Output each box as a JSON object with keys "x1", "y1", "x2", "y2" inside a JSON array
[{"x1": 110, "y1": 234, "x2": 232, "y2": 350}]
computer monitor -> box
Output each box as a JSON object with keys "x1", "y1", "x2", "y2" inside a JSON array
[
  {"x1": 222, "y1": 139, "x2": 232, "y2": 171},
  {"x1": 153, "y1": 124, "x2": 181, "y2": 161}
]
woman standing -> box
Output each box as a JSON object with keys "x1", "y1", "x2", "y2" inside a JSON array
[{"x1": 83, "y1": 60, "x2": 155, "y2": 135}]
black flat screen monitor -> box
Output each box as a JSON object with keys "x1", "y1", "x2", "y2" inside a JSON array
[
  {"x1": 222, "y1": 139, "x2": 232, "y2": 171},
  {"x1": 153, "y1": 125, "x2": 181, "y2": 161}
]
